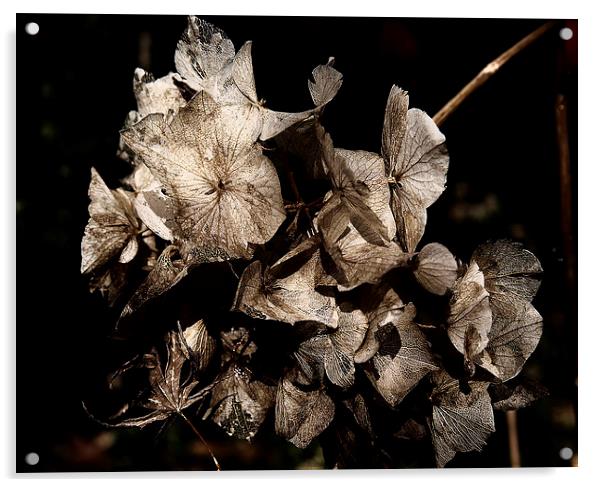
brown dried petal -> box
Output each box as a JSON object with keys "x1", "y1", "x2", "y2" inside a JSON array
[
  {"x1": 132, "y1": 69, "x2": 186, "y2": 119},
  {"x1": 207, "y1": 363, "x2": 275, "y2": 441},
  {"x1": 308, "y1": 58, "x2": 343, "y2": 107},
  {"x1": 358, "y1": 291, "x2": 438, "y2": 406},
  {"x1": 121, "y1": 91, "x2": 286, "y2": 259},
  {"x1": 178, "y1": 319, "x2": 217, "y2": 373},
  {"x1": 414, "y1": 242, "x2": 458, "y2": 295},
  {"x1": 476, "y1": 297, "x2": 543, "y2": 381},
  {"x1": 174, "y1": 16, "x2": 236, "y2": 94},
  {"x1": 120, "y1": 245, "x2": 186, "y2": 320},
  {"x1": 275, "y1": 374, "x2": 335, "y2": 448},
  {"x1": 323, "y1": 307, "x2": 369, "y2": 388},
  {"x1": 231, "y1": 42, "x2": 333, "y2": 141},
  {"x1": 81, "y1": 168, "x2": 139, "y2": 275},
  {"x1": 316, "y1": 126, "x2": 394, "y2": 247},
  {"x1": 489, "y1": 379, "x2": 548, "y2": 411},
  {"x1": 232, "y1": 239, "x2": 338, "y2": 327},
  {"x1": 447, "y1": 262, "x2": 492, "y2": 362},
  {"x1": 383, "y1": 88, "x2": 449, "y2": 252},
  {"x1": 105, "y1": 331, "x2": 211, "y2": 429},
  {"x1": 430, "y1": 370, "x2": 495, "y2": 468},
  {"x1": 324, "y1": 228, "x2": 411, "y2": 291},
  {"x1": 472, "y1": 240, "x2": 543, "y2": 305}
]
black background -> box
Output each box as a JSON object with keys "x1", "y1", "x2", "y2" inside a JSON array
[{"x1": 16, "y1": 14, "x2": 577, "y2": 471}]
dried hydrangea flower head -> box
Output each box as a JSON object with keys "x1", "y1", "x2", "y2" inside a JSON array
[{"x1": 81, "y1": 16, "x2": 545, "y2": 470}]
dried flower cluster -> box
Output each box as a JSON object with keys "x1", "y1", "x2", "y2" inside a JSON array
[{"x1": 81, "y1": 16, "x2": 545, "y2": 468}]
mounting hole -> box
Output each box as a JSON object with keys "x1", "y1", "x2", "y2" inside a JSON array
[
  {"x1": 25, "y1": 22, "x2": 40, "y2": 36},
  {"x1": 25, "y1": 452, "x2": 40, "y2": 466},
  {"x1": 559, "y1": 27, "x2": 573, "y2": 41},
  {"x1": 559, "y1": 447, "x2": 573, "y2": 460}
]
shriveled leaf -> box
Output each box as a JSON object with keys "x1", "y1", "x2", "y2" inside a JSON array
[
  {"x1": 93, "y1": 330, "x2": 212, "y2": 429},
  {"x1": 359, "y1": 301, "x2": 438, "y2": 407},
  {"x1": 382, "y1": 87, "x2": 449, "y2": 252},
  {"x1": 447, "y1": 261, "x2": 492, "y2": 365},
  {"x1": 275, "y1": 373, "x2": 335, "y2": 448},
  {"x1": 81, "y1": 168, "x2": 139, "y2": 275},
  {"x1": 430, "y1": 370, "x2": 495, "y2": 468},
  {"x1": 476, "y1": 297, "x2": 543, "y2": 381},
  {"x1": 414, "y1": 242, "x2": 458, "y2": 295},
  {"x1": 489, "y1": 379, "x2": 549, "y2": 411},
  {"x1": 121, "y1": 90, "x2": 286, "y2": 259},
  {"x1": 232, "y1": 238, "x2": 338, "y2": 327}
]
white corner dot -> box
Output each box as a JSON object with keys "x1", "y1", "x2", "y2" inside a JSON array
[
  {"x1": 559, "y1": 27, "x2": 573, "y2": 41},
  {"x1": 25, "y1": 452, "x2": 40, "y2": 466},
  {"x1": 559, "y1": 447, "x2": 573, "y2": 460},
  {"x1": 25, "y1": 22, "x2": 40, "y2": 36}
]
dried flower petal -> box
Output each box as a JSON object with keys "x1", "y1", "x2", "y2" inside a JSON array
[
  {"x1": 275, "y1": 373, "x2": 335, "y2": 448},
  {"x1": 413, "y1": 242, "x2": 458, "y2": 295},
  {"x1": 122, "y1": 90, "x2": 286, "y2": 259},
  {"x1": 174, "y1": 16, "x2": 236, "y2": 95},
  {"x1": 207, "y1": 363, "x2": 275, "y2": 441},
  {"x1": 323, "y1": 306, "x2": 369, "y2": 388},
  {"x1": 476, "y1": 297, "x2": 543, "y2": 381},
  {"x1": 472, "y1": 240, "x2": 543, "y2": 305},
  {"x1": 133, "y1": 68, "x2": 187, "y2": 120},
  {"x1": 489, "y1": 379, "x2": 548, "y2": 411},
  {"x1": 316, "y1": 125, "x2": 394, "y2": 247},
  {"x1": 382, "y1": 86, "x2": 449, "y2": 252},
  {"x1": 447, "y1": 261, "x2": 492, "y2": 366},
  {"x1": 356, "y1": 285, "x2": 438, "y2": 406},
  {"x1": 430, "y1": 370, "x2": 495, "y2": 468},
  {"x1": 178, "y1": 319, "x2": 217, "y2": 373},
  {"x1": 232, "y1": 239, "x2": 339, "y2": 327},
  {"x1": 81, "y1": 168, "x2": 139, "y2": 275},
  {"x1": 308, "y1": 57, "x2": 343, "y2": 107}
]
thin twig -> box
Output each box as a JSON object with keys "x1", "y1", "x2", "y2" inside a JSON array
[
  {"x1": 555, "y1": 94, "x2": 575, "y2": 293},
  {"x1": 179, "y1": 412, "x2": 221, "y2": 471},
  {"x1": 433, "y1": 21, "x2": 557, "y2": 126},
  {"x1": 506, "y1": 410, "x2": 521, "y2": 468}
]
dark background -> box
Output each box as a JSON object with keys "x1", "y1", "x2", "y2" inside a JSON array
[{"x1": 16, "y1": 14, "x2": 577, "y2": 471}]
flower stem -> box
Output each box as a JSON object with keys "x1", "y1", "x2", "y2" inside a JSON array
[
  {"x1": 282, "y1": 156, "x2": 318, "y2": 234},
  {"x1": 433, "y1": 21, "x2": 557, "y2": 126},
  {"x1": 506, "y1": 410, "x2": 521, "y2": 467},
  {"x1": 179, "y1": 412, "x2": 221, "y2": 471}
]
